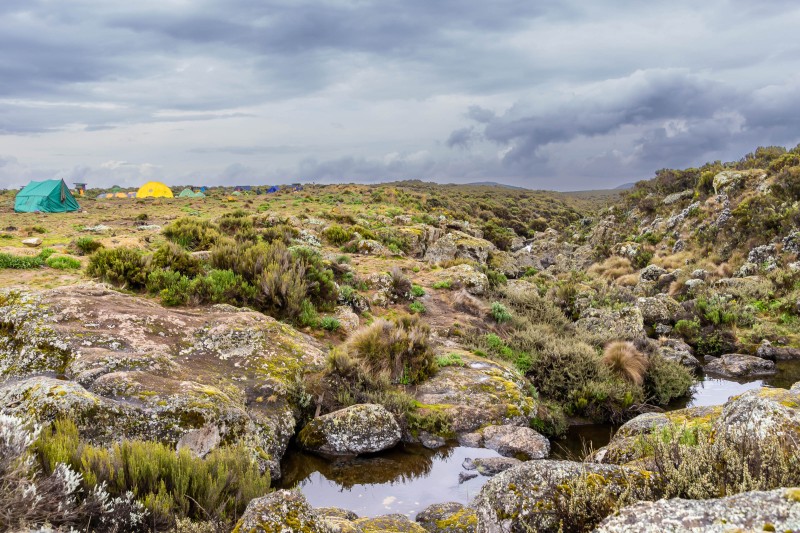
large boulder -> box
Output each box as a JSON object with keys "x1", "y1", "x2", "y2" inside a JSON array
[
  {"x1": 298, "y1": 404, "x2": 401, "y2": 456},
  {"x1": 481, "y1": 425, "x2": 549, "y2": 460},
  {"x1": 433, "y1": 264, "x2": 489, "y2": 295},
  {"x1": 354, "y1": 515, "x2": 426, "y2": 533},
  {"x1": 595, "y1": 487, "x2": 800, "y2": 533},
  {"x1": 414, "y1": 351, "x2": 536, "y2": 435},
  {"x1": 473, "y1": 460, "x2": 649, "y2": 533},
  {"x1": 576, "y1": 306, "x2": 646, "y2": 343},
  {"x1": 704, "y1": 353, "x2": 776, "y2": 378},
  {"x1": 713, "y1": 386, "x2": 800, "y2": 442},
  {"x1": 234, "y1": 490, "x2": 331, "y2": 533},
  {"x1": 424, "y1": 231, "x2": 495, "y2": 265}
]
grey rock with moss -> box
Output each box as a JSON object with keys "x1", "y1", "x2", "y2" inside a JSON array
[
  {"x1": 354, "y1": 514, "x2": 427, "y2": 533},
  {"x1": 234, "y1": 489, "x2": 332, "y2": 533},
  {"x1": 713, "y1": 386, "x2": 800, "y2": 442},
  {"x1": 424, "y1": 231, "x2": 495, "y2": 265},
  {"x1": 472, "y1": 456, "x2": 522, "y2": 476},
  {"x1": 657, "y1": 338, "x2": 700, "y2": 370},
  {"x1": 482, "y1": 425, "x2": 549, "y2": 460},
  {"x1": 416, "y1": 502, "x2": 477, "y2": 533},
  {"x1": 595, "y1": 487, "x2": 800, "y2": 533},
  {"x1": 434, "y1": 264, "x2": 489, "y2": 295},
  {"x1": 704, "y1": 353, "x2": 776, "y2": 378},
  {"x1": 298, "y1": 403, "x2": 401, "y2": 456},
  {"x1": 576, "y1": 305, "x2": 646, "y2": 343},
  {"x1": 473, "y1": 460, "x2": 649, "y2": 533}
]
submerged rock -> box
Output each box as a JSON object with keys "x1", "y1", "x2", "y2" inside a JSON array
[
  {"x1": 472, "y1": 456, "x2": 522, "y2": 476},
  {"x1": 704, "y1": 353, "x2": 776, "y2": 378},
  {"x1": 595, "y1": 487, "x2": 800, "y2": 533},
  {"x1": 298, "y1": 403, "x2": 401, "y2": 456}
]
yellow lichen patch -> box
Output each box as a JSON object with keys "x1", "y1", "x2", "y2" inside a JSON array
[{"x1": 786, "y1": 488, "x2": 800, "y2": 502}]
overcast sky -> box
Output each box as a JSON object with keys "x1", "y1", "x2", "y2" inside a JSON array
[{"x1": 1, "y1": 1, "x2": 799, "y2": 190}]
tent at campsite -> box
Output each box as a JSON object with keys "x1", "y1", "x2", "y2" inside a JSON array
[
  {"x1": 178, "y1": 188, "x2": 196, "y2": 198},
  {"x1": 267, "y1": 185, "x2": 280, "y2": 193},
  {"x1": 14, "y1": 179, "x2": 80, "y2": 213},
  {"x1": 136, "y1": 181, "x2": 173, "y2": 198}
]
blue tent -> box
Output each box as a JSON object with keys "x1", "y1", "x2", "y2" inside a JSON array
[{"x1": 267, "y1": 185, "x2": 280, "y2": 193}]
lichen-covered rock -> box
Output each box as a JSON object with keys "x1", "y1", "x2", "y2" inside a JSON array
[
  {"x1": 416, "y1": 502, "x2": 477, "y2": 533},
  {"x1": 234, "y1": 490, "x2": 331, "y2": 533},
  {"x1": 471, "y1": 456, "x2": 522, "y2": 476},
  {"x1": 335, "y1": 306, "x2": 360, "y2": 334},
  {"x1": 662, "y1": 189, "x2": 694, "y2": 205},
  {"x1": 414, "y1": 352, "x2": 536, "y2": 435},
  {"x1": 756, "y1": 339, "x2": 800, "y2": 360},
  {"x1": 639, "y1": 264, "x2": 667, "y2": 282},
  {"x1": 713, "y1": 386, "x2": 800, "y2": 442},
  {"x1": 473, "y1": 460, "x2": 648, "y2": 533},
  {"x1": 704, "y1": 353, "x2": 776, "y2": 378},
  {"x1": 591, "y1": 412, "x2": 670, "y2": 464},
  {"x1": 636, "y1": 295, "x2": 682, "y2": 325},
  {"x1": 298, "y1": 404, "x2": 401, "y2": 456},
  {"x1": 657, "y1": 338, "x2": 700, "y2": 370},
  {"x1": 317, "y1": 508, "x2": 362, "y2": 533},
  {"x1": 595, "y1": 487, "x2": 800, "y2": 533},
  {"x1": 434, "y1": 264, "x2": 489, "y2": 295},
  {"x1": 481, "y1": 425, "x2": 549, "y2": 460},
  {"x1": 424, "y1": 231, "x2": 495, "y2": 265},
  {"x1": 576, "y1": 305, "x2": 646, "y2": 343},
  {"x1": 354, "y1": 514, "x2": 427, "y2": 533}
]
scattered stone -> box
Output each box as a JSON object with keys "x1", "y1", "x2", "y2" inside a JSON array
[
  {"x1": 704, "y1": 353, "x2": 776, "y2": 378},
  {"x1": 83, "y1": 224, "x2": 111, "y2": 233},
  {"x1": 662, "y1": 189, "x2": 694, "y2": 205},
  {"x1": 298, "y1": 404, "x2": 401, "y2": 456},
  {"x1": 21, "y1": 237, "x2": 42, "y2": 247},
  {"x1": 458, "y1": 471, "x2": 478, "y2": 484},
  {"x1": 176, "y1": 425, "x2": 221, "y2": 458},
  {"x1": 595, "y1": 488, "x2": 800, "y2": 533},
  {"x1": 457, "y1": 432, "x2": 483, "y2": 448},
  {"x1": 418, "y1": 431, "x2": 446, "y2": 449},
  {"x1": 335, "y1": 306, "x2": 360, "y2": 334},
  {"x1": 657, "y1": 338, "x2": 700, "y2": 370},
  {"x1": 482, "y1": 425, "x2": 549, "y2": 460}
]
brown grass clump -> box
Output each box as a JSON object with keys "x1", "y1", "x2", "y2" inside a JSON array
[
  {"x1": 588, "y1": 256, "x2": 634, "y2": 280},
  {"x1": 601, "y1": 341, "x2": 648, "y2": 385},
  {"x1": 653, "y1": 251, "x2": 692, "y2": 270},
  {"x1": 615, "y1": 273, "x2": 640, "y2": 287},
  {"x1": 452, "y1": 289, "x2": 487, "y2": 316}
]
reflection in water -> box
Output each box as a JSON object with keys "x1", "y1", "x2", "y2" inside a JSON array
[
  {"x1": 278, "y1": 443, "x2": 500, "y2": 517},
  {"x1": 550, "y1": 423, "x2": 617, "y2": 460}
]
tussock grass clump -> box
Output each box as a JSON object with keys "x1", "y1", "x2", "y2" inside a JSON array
[
  {"x1": 601, "y1": 341, "x2": 648, "y2": 385},
  {"x1": 336, "y1": 313, "x2": 436, "y2": 386},
  {"x1": 588, "y1": 256, "x2": 634, "y2": 280},
  {"x1": 389, "y1": 267, "x2": 412, "y2": 301},
  {"x1": 452, "y1": 289, "x2": 486, "y2": 315}
]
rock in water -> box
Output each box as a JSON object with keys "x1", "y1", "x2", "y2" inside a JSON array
[
  {"x1": 298, "y1": 403, "x2": 401, "y2": 456},
  {"x1": 595, "y1": 488, "x2": 800, "y2": 533},
  {"x1": 704, "y1": 353, "x2": 776, "y2": 378},
  {"x1": 416, "y1": 502, "x2": 478, "y2": 533},
  {"x1": 481, "y1": 425, "x2": 550, "y2": 459},
  {"x1": 234, "y1": 490, "x2": 331, "y2": 533}
]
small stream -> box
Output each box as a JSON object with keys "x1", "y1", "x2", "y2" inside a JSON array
[{"x1": 277, "y1": 359, "x2": 800, "y2": 518}]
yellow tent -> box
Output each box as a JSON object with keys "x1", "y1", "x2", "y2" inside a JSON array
[{"x1": 136, "y1": 181, "x2": 173, "y2": 198}]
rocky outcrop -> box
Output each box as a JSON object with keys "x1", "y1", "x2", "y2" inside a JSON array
[
  {"x1": 434, "y1": 264, "x2": 489, "y2": 295},
  {"x1": 481, "y1": 425, "x2": 549, "y2": 460},
  {"x1": 424, "y1": 231, "x2": 495, "y2": 265},
  {"x1": 595, "y1": 488, "x2": 800, "y2": 533},
  {"x1": 473, "y1": 460, "x2": 648, "y2": 533},
  {"x1": 414, "y1": 352, "x2": 536, "y2": 435},
  {"x1": 576, "y1": 306, "x2": 646, "y2": 343},
  {"x1": 757, "y1": 340, "x2": 800, "y2": 360},
  {"x1": 234, "y1": 490, "x2": 332, "y2": 533},
  {"x1": 0, "y1": 284, "x2": 327, "y2": 478},
  {"x1": 298, "y1": 404, "x2": 401, "y2": 456},
  {"x1": 704, "y1": 353, "x2": 776, "y2": 378}
]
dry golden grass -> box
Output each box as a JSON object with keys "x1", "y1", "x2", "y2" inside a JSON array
[
  {"x1": 601, "y1": 341, "x2": 648, "y2": 385},
  {"x1": 653, "y1": 251, "x2": 692, "y2": 270},
  {"x1": 588, "y1": 256, "x2": 634, "y2": 280},
  {"x1": 615, "y1": 273, "x2": 640, "y2": 287}
]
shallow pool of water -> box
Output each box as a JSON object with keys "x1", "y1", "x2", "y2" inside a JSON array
[{"x1": 278, "y1": 444, "x2": 502, "y2": 518}]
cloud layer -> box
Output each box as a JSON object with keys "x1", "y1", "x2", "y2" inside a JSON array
[{"x1": 1, "y1": 1, "x2": 800, "y2": 189}]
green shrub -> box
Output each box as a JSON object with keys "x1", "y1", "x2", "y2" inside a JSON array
[
  {"x1": 673, "y1": 319, "x2": 700, "y2": 341},
  {"x1": 409, "y1": 301, "x2": 426, "y2": 314},
  {"x1": 86, "y1": 247, "x2": 149, "y2": 289},
  {"x1": 72, "y1": 236, "x2": 103, "y2": 255},
  {"x1": 297, "y1": 299, "x2": 319, "y2": 327},
  {"x1": 432, "y1": 279, "x2": 452, "y2": 290},
  {"x1": 322, "y1": 224, "x2": 353, "y2": 245},
  {"x1": 644, "y1": 354, "x2": 694, "y2": 405},
  {"x1": 490, "y1": 302, "x2": 512, "y2": 323},
  {"x1": 190, "y1": 269, "x2": 258, "y2": 305},
  {"x1": 411, "y1": 285, "x2": 426, "y2": 298},
  {"x1": 45, "y1": 255, "x2": 81, "y2": 270},
  {"x1": 319, "y1": 316, "x2": 341, "y2": 331},
  {"x1": 151, "y1": 242, "x2": 202, "y2": 277},
  {"x1": 34, "y1": 419, "x2": 269, "y2": 527},
  {"x1": 163, "y1": 218, "x2": 220, "y2": 250},
  {"x1": 436, "y1": 353, "x2": 466, "y2": 368},
  {"x1": 0, "y1": 248, "x2": 55, "y2": 269}
]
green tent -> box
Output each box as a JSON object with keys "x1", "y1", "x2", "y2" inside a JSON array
[
  {"x1": 178, "y1": 188, "x2": 196, "y2": 198},
  {"x1": 193, "y1": 191, "x2": 206, "y2": 198},
  {"x1": 15, "y1": 179, "x2": 80, "y2": 213}
]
